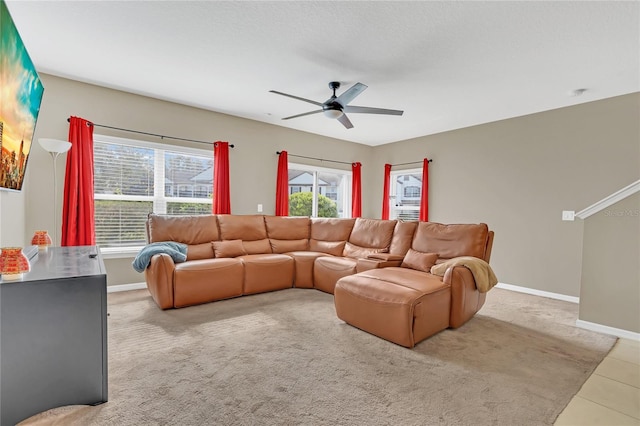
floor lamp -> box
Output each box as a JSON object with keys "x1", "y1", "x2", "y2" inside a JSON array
[{"x1": 39, "y1": 138, "x2": 72, "y2": 246}]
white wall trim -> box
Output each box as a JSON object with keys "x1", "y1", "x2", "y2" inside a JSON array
[
  {"x1": 576, "y1": 179, "x2": 640, "y2": 219},
  {"x1": 496, "y1": 282, "x2": 579, "y2": 304},
  {"x1": 576, "y1": 319, "x2": 640, "y2": 341},
  {"x1": 107, "y1": 282, "x2": 147, "y2": 293}
]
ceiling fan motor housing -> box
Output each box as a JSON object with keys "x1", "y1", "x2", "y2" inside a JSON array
[{"x1": 323, "y1": 105, "x2": 344, "y2": 119}]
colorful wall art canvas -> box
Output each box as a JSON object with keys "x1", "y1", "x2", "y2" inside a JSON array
[{"x1": 0, "y1": 0, "x2": 44, "y2": 191}]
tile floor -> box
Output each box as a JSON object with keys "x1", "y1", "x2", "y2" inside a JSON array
[{"x1": 555, "y1": 338, "x2": 640, "y2": 425}]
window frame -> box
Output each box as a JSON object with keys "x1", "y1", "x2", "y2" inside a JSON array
[
  {"x1": 93, "y1": 134, "x2": 213, "y2": 257},
  {"x1": 388, "y1": 167, "x2": 422, "y2": 221}
]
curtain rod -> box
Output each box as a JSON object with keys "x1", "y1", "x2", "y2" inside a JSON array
[
  {"x1": 391, "y1": 159, "x2": 433, "y2": 167},
  {"x1": 276, "y1": 151, "x2": 353, "y2": 166},
  {"x1": 66, "y1": 118, "x2": 234, "y2": 148}
]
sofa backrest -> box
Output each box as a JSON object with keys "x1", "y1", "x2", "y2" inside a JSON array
[
  {"x1": 264, "y1": 216, "x2": 311, "y2": 253},
  {"x1": 309, "y1": 218, "x2": 356, "y2": 256},
  {"x1": 411, "y1": 222, "x2": 491, "y2": 261},
  {"x1": 343, "y1": 218, "x2": 396, "y2": 259},
  {"x1": 388, "y1": 220, "x2": 418, "y2": 256},
  {"x1": 217, "y1": 214, "x2": 272, "y2": 254},
  {"x1": 146, "y1": 214, "x2": 219, "y2": 260}
]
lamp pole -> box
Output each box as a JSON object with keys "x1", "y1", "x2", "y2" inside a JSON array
[{"x1": 39, "y1": 139, "x2": 72, "y2": 246}]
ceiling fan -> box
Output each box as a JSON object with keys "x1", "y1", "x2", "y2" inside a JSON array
[{"x1": 269, "y1": 82, "x2": 404, "y2": 129}]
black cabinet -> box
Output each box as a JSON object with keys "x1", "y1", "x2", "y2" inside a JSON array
[{"x1": 0, "y1": 246, "x2": 108, "y2": 426}]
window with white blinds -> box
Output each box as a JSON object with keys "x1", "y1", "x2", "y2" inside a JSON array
[
  {"x1": 389, "y1": 168, "x2": 422, "y2": 221},
  {"x1": 94, "y1": 135, "x2": 213, "y2": 249}
]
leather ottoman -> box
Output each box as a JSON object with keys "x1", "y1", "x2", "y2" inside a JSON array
[{"x1": 334, "y1": 267, "x2": 451, "y2": 348}]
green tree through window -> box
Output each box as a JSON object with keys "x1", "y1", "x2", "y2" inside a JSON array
[{"x1": 288, "y1": 192, "x2": 338, "y2": 217}]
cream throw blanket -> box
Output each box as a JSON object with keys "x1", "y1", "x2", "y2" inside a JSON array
[{"x1": 430, "y1": 256, "x2": 498, "y2": 293}]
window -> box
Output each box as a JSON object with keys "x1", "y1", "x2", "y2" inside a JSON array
[
  {"x1": 94, "y1": 135, "x2": 213, "y2": 249},
  {"x1": 404, "y1": 186, "x2": 420, "y2": 198},
  {"x1": 287, "y1": 163, "x2": 351, "y2": 218},
  {"x1": 388, "y1": 168, "x2": 422, "y2": 221}
]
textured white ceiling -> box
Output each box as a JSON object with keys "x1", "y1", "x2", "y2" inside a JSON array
[{"x1": 6, "y1": 1, "x2": 640, "y2": 146}]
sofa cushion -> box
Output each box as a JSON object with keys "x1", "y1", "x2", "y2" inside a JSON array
[
  {"x1": 348, "y1": 218, "x2": 396, "y2": 249},
  {"x1": 213, "y1": 240, "x2": 247, "y2": 258},
  {"x1": 186, "y1": 243, "x2": 215, "y2": 261},
  {"x1": 314, "y1": 256, "x2": 358, "y2": 294},
  {"x1": 147, "y1": 213, "x2": 219, "y2": 244},
  {"x1": 270, "y1": 239, "x2": 309, "y2": 254},
  {"x1": 356, "y1": 267, "x2": 448, "y2": 294},
  {"x1": 173, "y1": 258, "x2": 244, "y2": 308},
  {"x1": 265, "y1": 216, "x2": 310, "y2": 239},
  {"x1": 401, "y1": 249, "x2": 439, "y2": 273},
  {"x1": 389, "y1": 221, "x2": 418, "y2": 256},
  {"x1": 309, "y1": 240, "x2": 346, "y2": 256},
  {"x1": 218, "y1": 214, "x2": 267, "y2": 241},
  {"x1": 342, "y1": 242, "x2": 387, "y2": 259},
  {"x1": 310, "y1": 218, "x2": 355, "y2": 241},
  {"x1": 243, "y1": 239, "x2": 272, "y2": 255},
  {"x1": 412, "y1": 222, "x2": 489, "y2": 260},
  {"x1": 309, "y1": 218, "x2": 354, "y2": 256},
  {"x1": 239, "y1": 254, "x2": 294, "y2": 295}
]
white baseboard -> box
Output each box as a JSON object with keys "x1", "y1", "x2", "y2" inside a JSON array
[
  {"x1": 495, "y1": 282, "x2": 580, "y2": 304},
  {"x1": 107, "y1": 282, "x2": 147, "y2": 293},
  {"x1": 576, "y1": 319, "x2": 640, "y2": 341}
]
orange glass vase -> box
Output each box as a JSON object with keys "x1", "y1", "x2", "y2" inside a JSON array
[
  {"x1": 31, "y1": 230, "x2": 53, "y2": 249},
  {"x1": 0, "y1": 247, "x2": 31, "y2": 280}
]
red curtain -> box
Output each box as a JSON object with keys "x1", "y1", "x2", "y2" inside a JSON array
[
  {"x1": 381, "y1": 164, "x2": 392, "y2": 220},
  {"x1": 61, "y1": 116, "x2": 95, "y2": 246},
  {"x1": 419, "y1": 158, "x2": 430, "y2": 222},
  {"x1": 212, "y1": 141, "x2": 231, "y2": 214},
  {"x1": 275, "y1": 151, "x2": 289, "y2": 216},
  {"x1": 351, "y1": 162, "x2": 362, "y2": 218}
]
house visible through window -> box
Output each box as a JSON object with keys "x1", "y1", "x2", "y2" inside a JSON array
[
  {"x1": 388, "y1": 168, "x2": 422, "y2": 221},
  {"x1": 404, "y1": 186, "x2": 420, "y2": 198},
  {"x1": 287, "y1": 163, "x2": 351, "y2": 218},
  {"x1": 93, "y1": 135, "x2": 213, "y2": 249}
]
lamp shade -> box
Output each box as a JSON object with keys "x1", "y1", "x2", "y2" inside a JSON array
[
  {"x1": 0, "y1": 247, "x2": 30, "y2": 280},
  {"x1": 31, "y1": 230, "x2": 52, "y2": 249},
  {"x1": 39, "y1": 138, "x2": 72, "y2": 154}
]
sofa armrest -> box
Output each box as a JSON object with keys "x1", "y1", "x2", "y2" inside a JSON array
[
  {"x1": 356, "y1": 257, "x2": 403, "y2": 273},
  {"x1": 443, "y1": 266, "x2": 487, "y2": 328},
  {"x1": 366, "y1": 253, "x2": 405, "y2": 262},
  {"x1": 144, "y1": 253, "x2": 176, "y2": 309}
]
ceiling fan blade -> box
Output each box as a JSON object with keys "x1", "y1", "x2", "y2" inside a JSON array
[
  {"x1": 343, "y1": 105, "x2": 404, "y2": 116},
  {"x1": 335, "y1": 83, "x2": 368, "y2": 107},
  {"x1": 337, "y1": 113, "x2": 354, "y2": 129},
  {"x1": 282, "y1": 110, "x2": 323, "y2": 120},
  {"x1": 269, "y1": 90, "x2": 324, "y2": 107}
]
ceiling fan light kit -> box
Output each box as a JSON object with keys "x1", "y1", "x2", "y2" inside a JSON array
[
  {"x1": 270, "y1": 81, "x2": 403, "y2": 129},
  {"x1": 323, "y1": 109, "x2": 344, "y2": 119}
]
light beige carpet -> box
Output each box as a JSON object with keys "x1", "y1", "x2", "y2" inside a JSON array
[{"x1": 20, "y1": 287, "x2": 615, "y2": 426}]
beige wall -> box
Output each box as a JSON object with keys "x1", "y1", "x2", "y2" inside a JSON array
[
  {"x1": 0, "y1": 190, "x2": 26, "y2": 247},
  {"x1": 6, "y1": 73, "x2": 639, "y2": 306},
  {"x1": 367, "y1": 93, "x2": 640, "y2": 297},
  {"x1": 579, "y1": 192, "x2": 640, "y2": 333},
  {"x1": 20, "y1": 74, "x2": 372, "y2": 286}
]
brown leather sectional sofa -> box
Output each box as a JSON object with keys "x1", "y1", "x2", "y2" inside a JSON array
[{"x1": 144, "y1": 214, "x2": 494, "y2": 347}]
